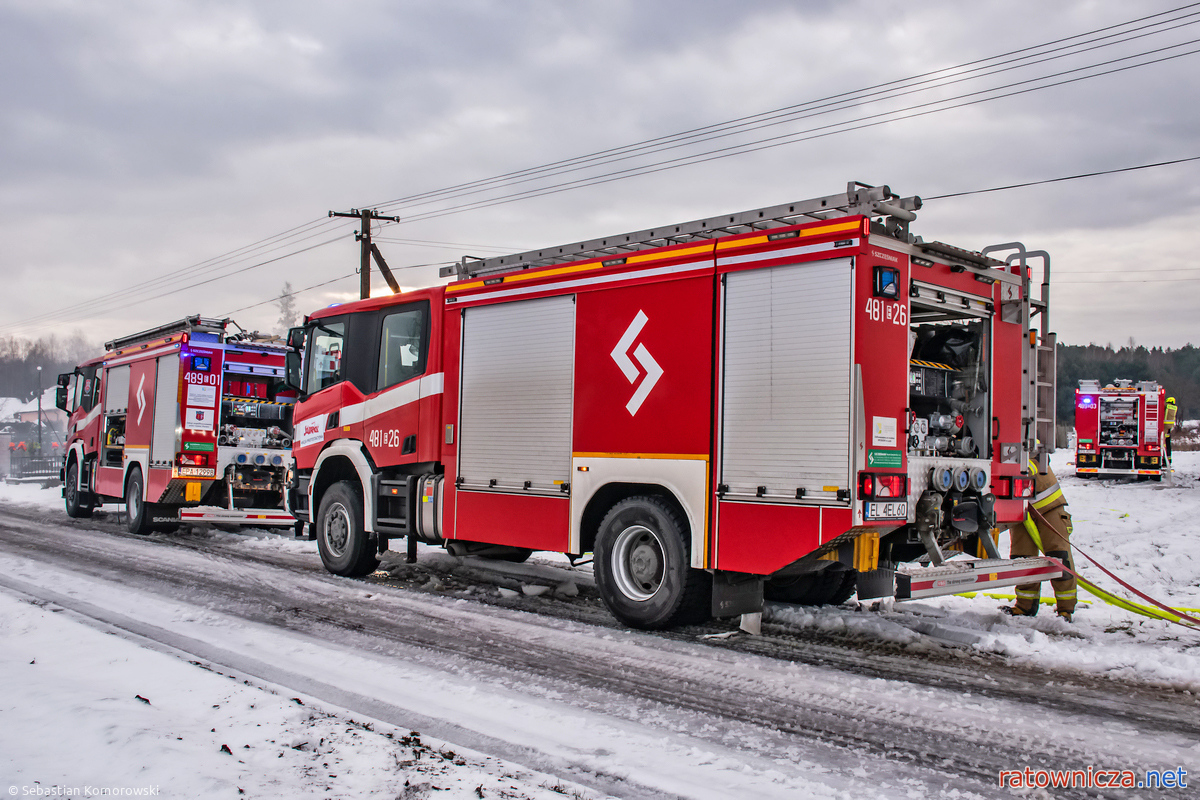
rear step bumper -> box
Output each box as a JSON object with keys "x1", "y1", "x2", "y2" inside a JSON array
[
  {"x1": 179, "y1": 507, "x2": 296, "y2": 527},
  {"x1": 896, "y1": 557, "x2": 1063, "y2": 600}
]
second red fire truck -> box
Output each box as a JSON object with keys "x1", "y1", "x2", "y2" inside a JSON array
[
  {"x1": 285, "y1": 182, "x2": 1061, "y2": 628},
  {"x1": 57, "y1": 317, "x2": 296, "y2": 533},
  {"x1": 1074, "y1": 379, "x2": 1167, "y2": 479}
]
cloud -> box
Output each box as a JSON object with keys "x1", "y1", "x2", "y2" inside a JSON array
[{"x1": 0, "y1": 0, "x2": 1198, "y2": 348}]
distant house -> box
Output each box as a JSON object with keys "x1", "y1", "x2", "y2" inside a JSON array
[{"x1": 13, "y1": 386, "x2": 67, "y2": 431}]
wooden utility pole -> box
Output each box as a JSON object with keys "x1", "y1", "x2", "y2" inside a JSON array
[{"x1": 329, "y1": 208, "x2": 401, "y2": 299}]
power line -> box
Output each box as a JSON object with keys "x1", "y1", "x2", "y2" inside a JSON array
[
  {"x1": 925, "y1": 156, "x2": 1200, "y2": 199},
  {"x1": 371, "y1": 14, "x2": 1200, "y2": 219},
  {"x1": 364, "y1": 3, "x2": 1200, "y2": 215},
  {"x1": 367, "y1": 41, "x2": 1200, "y2": 228}
]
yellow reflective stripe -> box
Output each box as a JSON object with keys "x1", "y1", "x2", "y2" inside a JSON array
[
  {"x1": 1032, "y1": 487, "x2": 1063, "y2": 509},
  {"x1": 1022, "y1": 515, "x2": 1045, "y2": 553},
  {"x1": 1055, "y1": 590, "x2": 1077, "y2": 599},
  {"x1": 1015, "y1": 589, "x2": 1041, "y2": 599}
]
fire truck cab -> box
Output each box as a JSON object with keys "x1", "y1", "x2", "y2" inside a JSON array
[
  {"x1": 58, "y1": 316, "x2": 296, "y2": 533},
  {"x1": 286, "y1": 183, "x2": 1061, "y2": 628},
  {"x1": 1074, "y1": 379, "x2": 1166, "y2": 479}
]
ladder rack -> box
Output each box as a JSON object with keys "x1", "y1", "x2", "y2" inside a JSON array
[
  {"x1": 105, "y1": 315, "x2": 229, "y2": 352},
  {"x1": 440, "y1": 181, "x2": 921, "y2": 280}
]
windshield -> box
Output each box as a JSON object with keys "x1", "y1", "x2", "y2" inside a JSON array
[{"x1": 306, "y1": 321, "x2": 345, "y2": 394}]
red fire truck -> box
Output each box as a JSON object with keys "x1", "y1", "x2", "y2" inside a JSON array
[
  {"x1": 57, "y1": 316, "x2": 296, "y2": 533},
  {"x1": 1074, "y1": 379, "x2": 1166, "y2": 479},
  {"x1": 285, "y1": 183, "x2": 1061, "y2": 628}
]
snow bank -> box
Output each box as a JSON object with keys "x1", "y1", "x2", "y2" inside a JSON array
[{"x1": 0, "y1": 589, "x2": 600, "y2": 799}]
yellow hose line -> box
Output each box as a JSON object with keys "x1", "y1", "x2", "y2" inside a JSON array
[
  {"x1": 955, "y1": 590, "x2": 1200, "y2": 613},
  {"x1": 1019, "y1": 516, "x2": 1200, "y2": 626}
]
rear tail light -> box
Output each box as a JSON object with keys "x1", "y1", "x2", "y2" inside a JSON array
[
  {"x1": 859, "y1": 473, "x2": 906, "y2": 499},
  {"x1": 993, "y1": 476, "x2": 1035, "y2": 499},
  {"x1": 178, "y1": 453, "x2": 208, "y2": 467}
]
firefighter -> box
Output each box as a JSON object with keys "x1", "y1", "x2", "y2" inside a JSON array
[
  {"x1": 1165, "y1": 396, "x2": 1178, "y2": 462},
  {"x1": 1003, "y1": 445, "x2": 1077, "y2": 621}
]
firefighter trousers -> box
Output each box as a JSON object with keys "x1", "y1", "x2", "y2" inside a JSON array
[{"x1": 1009, "y1": 508, "x2": 1077, "y2": 615}]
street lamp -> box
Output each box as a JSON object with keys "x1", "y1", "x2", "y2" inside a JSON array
[{"x1": 36, "y1": 366, "x2": 42, "y2": 457}]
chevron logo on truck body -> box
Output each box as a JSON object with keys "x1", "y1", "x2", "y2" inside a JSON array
[{"x1": 610, "y1": 310, "x2": 663, "y2": 416}]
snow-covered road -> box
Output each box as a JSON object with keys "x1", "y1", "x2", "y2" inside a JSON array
[{"x1": 2, "y1": 458, "x2": 1199, "y2": 800}]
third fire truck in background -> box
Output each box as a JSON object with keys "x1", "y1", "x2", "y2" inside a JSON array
[
  {"x1": 284, "y1": 182, "x2": 1062, "y2": 629},
  {"x1": 1074, "y1": 379, "x2": 1167, "y2": 479}
]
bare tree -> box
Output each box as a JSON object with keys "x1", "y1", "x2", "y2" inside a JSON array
[{"x1": 276, "y1": 282, "x2": 298, "y2": 336}]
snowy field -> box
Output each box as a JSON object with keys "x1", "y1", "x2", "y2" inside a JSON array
[{"x1": 1, "y1": 450, "x2": 1198, "y2": 798}]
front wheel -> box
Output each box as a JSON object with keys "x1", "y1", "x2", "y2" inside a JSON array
[
  {"x1": 316, "y1": 481, "x2": 379, "y2": 577},
  {"x1": 125, "y1": 467, "x2": 152, "y2": 535},
  {"x1": 64, "y1": 461, "x2": 94, "y2": 519},
  {"x1": 594, "y1": 496, "x2": 711, "y2": 630}
]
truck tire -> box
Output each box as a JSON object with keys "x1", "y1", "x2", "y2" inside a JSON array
[
  {"x1": 594, "y1": 496, "x2": 711, "y2": 629},
  {"x1": 765, "y1": 562, "x2": 857, "y2": 606},
  {"x1": 316, "y1": 480, "x2": 379, "y2": 577},
  {"x1": 64, "y1": 461, "x2": 94, "y2": 519},
  {"x1": 124, "y1": 467, "x2": 153, "y2": 535}
]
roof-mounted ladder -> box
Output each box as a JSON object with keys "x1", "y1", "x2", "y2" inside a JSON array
[
  {"x1": 105, "y1": 315, "x2": 229, "y2": 352},
  {"x1": 440, "y1": 181, "x2": 921, "y2": 280}
]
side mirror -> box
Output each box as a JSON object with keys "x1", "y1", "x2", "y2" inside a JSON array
[
  {"x1": 285, "y1": 350, "x2": 304, "y2": 396},
  {"x1": 57, "y1": 372, "x2": 71, "y2": 388},
  {"x1": 287, "y1": 326, "x2": 305, "y2": 351},
  {"x1": 55, "y1": 386, "x2": 69, "y2": 412}
]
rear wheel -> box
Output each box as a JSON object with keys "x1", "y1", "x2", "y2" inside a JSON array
[
  {"x1": 64, "y1": 461, "x2": 94, "y2": 519},
  {"x1": 316, "y1": 481, "x2": 379, "y2": 577},
  {"x1": 594, "y1": 496, "x2": 710, "y2": 629},
  {"x1": 765, "y1": 562, "x2": 857, "y2": 606}
]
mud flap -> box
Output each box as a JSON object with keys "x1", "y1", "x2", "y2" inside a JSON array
[
  {"x1": 856, "y1": 566, "x2": 896, "y2": 600},
  {"x1": 711, "y1": 571, "x2": 764, "y2": 618}
]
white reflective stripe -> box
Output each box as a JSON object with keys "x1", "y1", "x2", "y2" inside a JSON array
[
  {"x1": 73, "y1": 403, "x2": 102, "y2": 434},
  {"x1": 1033, "y1": 482, "x2": 1061, "y2": 503},
  {"x1": 419, "y1": 371, "x2": 444, "y2": 398},
  {"x1": 453, "y1": 260, "x2": 709, "y2": 305},
  {"x1": 340, "y1": 372, "x2": 445, "y2": 426},
  {"x1": 716, "y1": 238, "x2": 855, "y2": 267}
]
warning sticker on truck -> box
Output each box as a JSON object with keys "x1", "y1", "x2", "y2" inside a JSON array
[{"x1": 185, "y1": 407, "x2": 214, "y2": 432}]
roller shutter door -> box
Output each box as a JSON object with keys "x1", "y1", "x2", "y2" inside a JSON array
[
  {"x1": 104, "y1": 365, "x2": 130, "y2": 413},
  {"x1": 721, "y1": 257, "x2": 852, "y2": 499},
  {"x1": 458, "y1": 295, "x2": 575, "y2": 492}
]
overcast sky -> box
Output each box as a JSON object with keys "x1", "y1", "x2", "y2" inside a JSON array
[{"x1": 2, "y1": 0, "x2": 1199, "y2": 355}]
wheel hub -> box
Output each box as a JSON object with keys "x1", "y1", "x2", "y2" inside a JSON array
[
  {"x1": 325, "y1": 503, "x2": 350, "y2": 557},
  {"x1": 611, "y1": 524, "x2": 665, "y2": 601}
]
